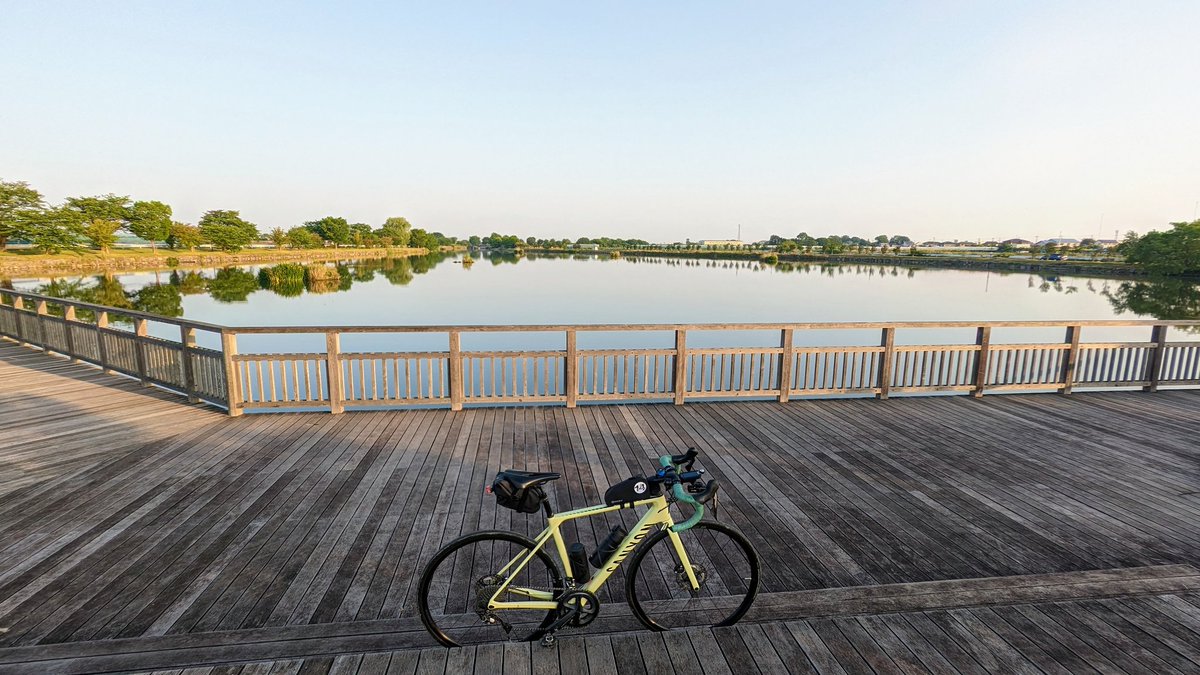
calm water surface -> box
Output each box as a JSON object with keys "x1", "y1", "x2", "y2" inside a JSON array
[{"x1": 10, "y1": 253, "x2": 1199, "y2": 352}]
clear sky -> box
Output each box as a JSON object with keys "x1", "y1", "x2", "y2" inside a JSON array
[{"x1": 2, "y1": 1, "x2": 1198, "y2": 243}]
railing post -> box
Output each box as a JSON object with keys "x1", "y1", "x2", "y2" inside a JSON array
[
  {"x1": 1144, "y1": 325, "x2": 1167, "y2": 392},
  {"x1": 63, "y1": 306, "x2": 77, "y2": 361},
  {"x1": 877, "y1": 327, "x2": 895, "y2": 399},
  {"x1": 673, "y1": 329, "x2": 688, "y2": 405},
  {"x1": 11, "y1": 297, "x2": 25, "y2": 346},
  {"x1": 326, "y1": 332, "x2": 345, "y2": 414},
  {"x1": 778, "y1": 328, "x2": 794, "y2": 403},
  {"x1": 221, "y1": 331, "x2": 243, "y2": 417},
  {"x1": 181, "y1": 325, "x2": 199, "y2": 403},
  {"x1": 448, "y1": 331, "x2": 464, "y2": 411},
  {"x1": 1060, "y1": 325, "x2": 1081, "y2": 395},
  {"x1": 972, "y1": 326, "x2": 991, "y2": 398},
  {"x1": 35, "y1": 299, "x2": 49, "y2": 351},
  {"x1": 565, "y1": 330, "x2": 578, "y2": 408},
  {"x1": 96, "y1": 310, "x2": 112, "y2": 373},
  {"x1": 134, "y1": 318, "x2": 150, "y2": 386}
]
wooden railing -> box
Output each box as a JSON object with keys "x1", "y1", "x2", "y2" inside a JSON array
[
  {"x1": 0, "y1": 289, "x2": 228, "y2": 408},
  {"x1": 3, "y1": 289, "x2": 1200, "y2": 417}
]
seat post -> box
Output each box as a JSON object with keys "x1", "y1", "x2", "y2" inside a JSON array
[{"x1": 542, "y1": 500, "x2": 555, "y2": 518}]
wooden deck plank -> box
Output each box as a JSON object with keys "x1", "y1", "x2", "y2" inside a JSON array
[{"x1": 5, "y1": 341, "x2": 1200, "y2": 672}]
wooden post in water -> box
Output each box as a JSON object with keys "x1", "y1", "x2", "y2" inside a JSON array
[
  {"x1": 565, "y1": 330, "x2": 578, "y2": 408},
  {"x1": 972, "y1": 326, "x2": 991, "y2": 398},
  {"x1": 35, "y1": 299, "x2": 49, "y2": 352},
  {"x1": 63, "y1": 306, "x2": 77, "y2": 361},
  {"x1": 778, "y1": 328, "x2": 794, "y2": 403},
  {"x1": 1144, "y1": 325, "x2": 1168, "y2": 392},
  {"x1": 134, "y1": 318, "x2": 150, "y2": 386},
  {"x1": 221, "y1": 331, "x2": 243, "y2": 417},
  {"x1": 96, "y1": 311, "x2": 111, "y2": 373},
  {"x1": 448, "y1": 331, "x2": 464, "y2": 411},
  {"x1": 1060, "y1": 325, "x2": 1081, "y2": 395},
  {"x1": 181, "y1": 325, "x2": 199, "y2": 403},
  {"x1": 877, "y1": 327, "x2": 895, "y2": 399},
  {"x1": 326, "y1": 332, "x2": 345, "y2": 414},
  {"x1": 673, "y1": 329, "x2": 688, "y2": 405}
]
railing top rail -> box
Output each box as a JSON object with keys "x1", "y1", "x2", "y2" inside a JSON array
[
  {"x1": 222, "y1": 319, "x2": 1200, "y2": 334},
  {"x1": 0, "y1": 288, "x2": 226, "y2": 332},
  {"x1": 7, "y1": 287, "x2": 1200, "y2": 335}
]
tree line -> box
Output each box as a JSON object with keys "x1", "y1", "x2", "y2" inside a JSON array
[
  {"x1": 0, "y1": 179, "x2": 456, "y2": 253},
  {"x1": 1115, "y1": 220, "x2": 1200, "y2": 276}
]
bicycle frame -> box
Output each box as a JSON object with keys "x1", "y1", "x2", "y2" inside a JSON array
[{"x1": 487, "y1": 495, "x2": 701, "y2": 612}]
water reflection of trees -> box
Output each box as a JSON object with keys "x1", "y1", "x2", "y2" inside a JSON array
[{"x1": 25, "y1": 253, "x2": 452, "y2": 318}]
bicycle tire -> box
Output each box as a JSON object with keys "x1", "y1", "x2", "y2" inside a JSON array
[
  {"x1": 417, "y1": 530, "x2": 564, "y2": 647},
  {"x1": 625, "y1": 521, "x2": 759, "y2": 631}
]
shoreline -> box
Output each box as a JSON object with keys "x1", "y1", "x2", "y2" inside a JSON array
[
  {"x1": 524, "y1": 247, "x2": 1160, "y2": 280},
  {"x1": 0, "y1": 247, "x2": 433, "y2": 279}
]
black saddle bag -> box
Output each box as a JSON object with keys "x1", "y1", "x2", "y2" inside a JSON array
[
  {"x1": 603, "y1": 476, "x2": 661, "y2": 506},
  {"x1": 492, "y1": 473, "x2": 547, "y2": 513}
]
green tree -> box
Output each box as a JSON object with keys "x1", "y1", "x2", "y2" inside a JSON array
[
  {"x1": 167, "y1": 222, "x2": 204, "y2": 250},
  {"x1": 378, "y1": 217, "x2": 412, "y2": 247},
  {"x1": 468, "y1": 234, "x2": 482, "y2": 247},
  {"x1": 82, "y1": 219, "x2": 122, "y2": 252},
  {"x1": 269, "y1": 226, "x2": 288, "y2": 249},
  {"x1": 126, "y1": 200, "x2": 172, "y2": 251},
  {"x1": 777, "y1": 240, "x2": 799, "y2": 254},
  {"x1": 305, "y1": 216, "x2": 351, "y2": 246},
  {"x1": 820, "y1": 236, "x2": 845, "y2": 254},
  {"x1": 0, "y1": 180, "x2": 45, "y2": 249},
  {"x1": 1121, "y1": 221, "x2": 1200, "y2": 275},
  {"x1": 24, "y1": 206, "x2": 86, "y2": 253},
  {"x1": 286, "y1": 226, "x2": 323, "y2": 249},
  {"x1": 66, "y1": 194, "x2": 131, "y2": 252},
  {"x1": 349, "y1": 223, "x2": 371, "y2": 247},
  {"x1": 199, "y1": 210, "x2": 257, "y2": 251}
]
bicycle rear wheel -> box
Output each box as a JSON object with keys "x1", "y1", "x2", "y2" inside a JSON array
[
  {"x1": 418, "y1": 531, "x2": 564, "y2": 647},
  {"x1": 625, "y1": 521, "x2": 759, "y2": 631}
]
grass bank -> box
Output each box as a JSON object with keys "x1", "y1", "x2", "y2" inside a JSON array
[{"x1": 0, "y1": 247, "x2": 432, "y2": 278}]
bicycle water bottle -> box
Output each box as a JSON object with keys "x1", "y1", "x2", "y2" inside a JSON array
[
  {"x1": 567, "y1": 542, "x2": 591, "y2": 583},
  {"x1": 589, "y1": 525, "x2": 627, "y2": 568}
]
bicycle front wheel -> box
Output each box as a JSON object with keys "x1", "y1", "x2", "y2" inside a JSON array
[
  {"x1": 626, "y1": 521, "x2": 759, "y2": 631},
  {"x1": 418, "y1": 531, "x2": 565, "y2": 647}
]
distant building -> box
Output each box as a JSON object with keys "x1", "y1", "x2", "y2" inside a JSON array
[
  {"x1": 570, "y1": 243, "x2": 600, "y2": 251},
  {"x1": 1036, "y1": 238, "x2": 1080, "y2": 247},
  {"x1": 1095, "y1": 239, "x2": 1120, "y2": 248},
  {"x1": 1001, "y1": 238, "x2": 1032, "y2": 248},
  {"x1": 700, "y1": 239, "x2": 746, "y2": 248}
]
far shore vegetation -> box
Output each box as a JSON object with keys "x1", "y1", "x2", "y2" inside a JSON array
[{"x1": 4, "y1": 178, "x2": 1200, "y2": 279}]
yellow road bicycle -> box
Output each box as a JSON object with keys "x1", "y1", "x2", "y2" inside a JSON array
[{"x1": 418, "y1": 449, "x2": 760, "y2": 647}]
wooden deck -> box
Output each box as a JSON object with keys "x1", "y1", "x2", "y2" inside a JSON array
[{"x1": 4, "y1": 339, "x2": 1200, "y2": 673}]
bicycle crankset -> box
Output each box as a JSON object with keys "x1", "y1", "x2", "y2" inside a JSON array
[{"x1": 558, "y1": 589, "x2": 601, "y2": 627}]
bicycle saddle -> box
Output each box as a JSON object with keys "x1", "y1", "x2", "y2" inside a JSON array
[{"x1": 497, "y1": 470, "x2": 560, "y2": 490}]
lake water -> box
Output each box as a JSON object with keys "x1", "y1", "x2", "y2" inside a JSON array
[{"x1": 8, "y1": 252, "x2": 1199, "y2": 353}]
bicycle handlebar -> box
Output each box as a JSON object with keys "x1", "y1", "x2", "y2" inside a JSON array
[{"x1": 657, "y1": 450, "x2": 716, "y2": 532}]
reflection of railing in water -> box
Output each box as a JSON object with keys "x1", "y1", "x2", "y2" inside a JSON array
[{"x1": 4, "y1": 288, "x2": 1200, "y2": 417}]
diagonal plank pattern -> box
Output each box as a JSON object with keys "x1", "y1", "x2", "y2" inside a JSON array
[
  {"x1": 105, "y1": 592, "x2": 1200, "y2": 675},
  {"x1": 4, "y1": 339, "x2": 1200, "y2": 671}
]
